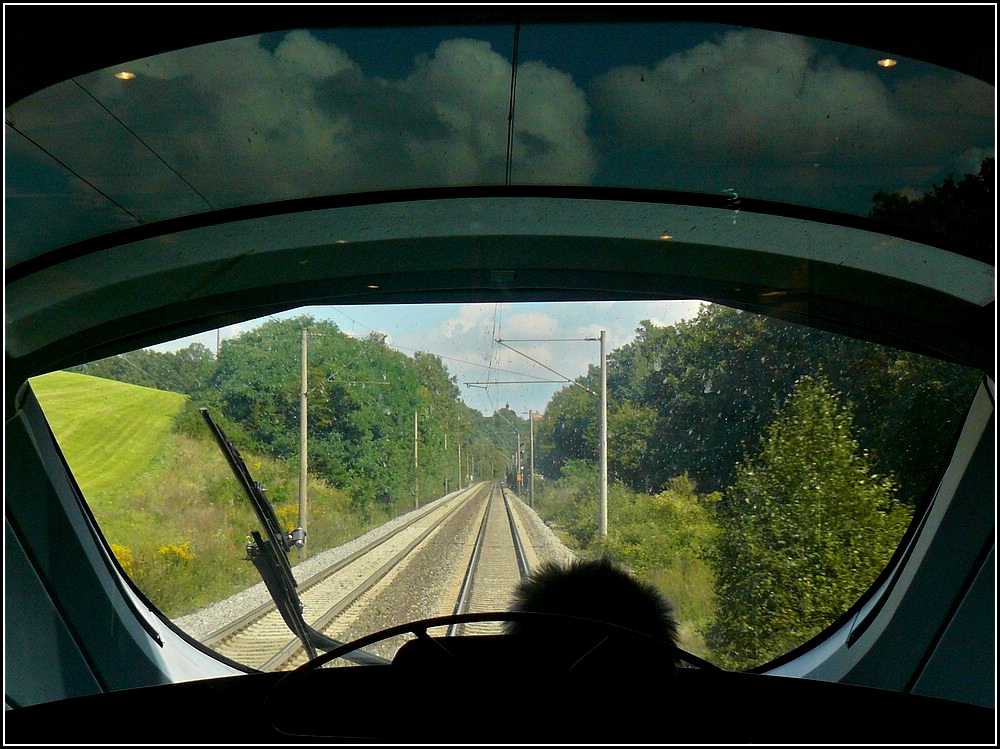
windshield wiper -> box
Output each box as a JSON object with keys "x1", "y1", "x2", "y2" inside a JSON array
[{"x1": 199, "y1": 407, "x2": 386, "y2": 665}]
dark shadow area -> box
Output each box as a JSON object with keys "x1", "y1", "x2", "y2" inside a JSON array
[{"x1": 6, "y1": 635, "x2": 994, "y2": 744}]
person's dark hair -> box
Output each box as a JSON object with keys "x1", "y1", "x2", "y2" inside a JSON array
[{"x1": 504, "y1": 556, "x2": 680, "y2": 677}]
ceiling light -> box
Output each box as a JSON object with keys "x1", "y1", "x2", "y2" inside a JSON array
[{"x1": 877, "y1": 58, "x2": 897, "y2": 68}]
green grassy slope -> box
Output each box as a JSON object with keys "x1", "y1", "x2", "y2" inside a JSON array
[
  {"x1": 26, "y1": 370, "x2": 373, "y2": 617},
  {"x1": 29, "y1": 370, "x2": 188, "y2": 498}
]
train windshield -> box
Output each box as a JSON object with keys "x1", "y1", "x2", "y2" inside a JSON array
[
  {"x1": 30, "y1": 299, "x2": 982, "y2": 671},
  {"x1": 10, "y1": 11, "x2": 992, "y2": 679}
]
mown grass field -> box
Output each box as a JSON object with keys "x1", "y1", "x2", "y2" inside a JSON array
[
  {"x1": 28, "y1": 371, "x2": 375, "y2": 618},
  {"x1": 30, "y1": 371, "x2": 188, "y2": 499}
]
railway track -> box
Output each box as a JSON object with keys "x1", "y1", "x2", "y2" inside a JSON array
[
  {"x1": 448, "y1": 483, "x2": 531, "y2": 636},
  {"x1": 203, "y1": 481, "x2": 538, "y2": 671}
]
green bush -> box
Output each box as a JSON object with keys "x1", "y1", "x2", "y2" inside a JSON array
[{"x1": 706, "y1": 375, "x2": 912, "y2": 670}]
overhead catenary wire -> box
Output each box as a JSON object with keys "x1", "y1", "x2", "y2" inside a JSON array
[{"x1": 494, "y1": 339, "x2": 597, "y2": 397}]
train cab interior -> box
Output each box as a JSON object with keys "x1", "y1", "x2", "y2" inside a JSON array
[{"x1": 4, "y1": 6, "x2": 996, "y2": 744}]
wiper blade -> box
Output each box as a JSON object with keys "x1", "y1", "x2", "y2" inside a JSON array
[{"x1": 199, "y1": 407, "x2": 385, "y2": 665}]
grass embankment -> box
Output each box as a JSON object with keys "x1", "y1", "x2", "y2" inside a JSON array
[
  {"x1": 31, "y1": 371, "x2": 188, "y2": 499},
  {"x1": 29, "y1": 371, "x2": 376, "y2": 619}
]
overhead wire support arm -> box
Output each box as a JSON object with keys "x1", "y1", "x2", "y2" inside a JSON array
[
  {"x1": 465, "y1": 379, "x2": 569, "y2": 386},
  {"x1": 494, "y1": 339, "x2": 597, "y2": 396}
]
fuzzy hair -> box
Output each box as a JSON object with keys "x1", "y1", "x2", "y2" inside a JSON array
[{"x1": 504, "y1": 556, "x2": 679, "y2": 648}]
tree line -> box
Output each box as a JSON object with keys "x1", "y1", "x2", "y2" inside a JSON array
[{"x1": 72, "y1": 317, "x2": 530, "y2": 518}]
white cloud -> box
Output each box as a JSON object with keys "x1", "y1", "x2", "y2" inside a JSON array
[
  {"x1": 953, "y1": 146, "x2": 995, "y2": 179},
  {"x1": 591, "y1": 29, "x2": 898, "y2": 165},
  {"x1": 147, "y1": 322, "x2": 245, "y2": 356},
  {"x1": 84, "y1": 32, "x2": 595, "y2": 203},
  {"x1": 441, "y1": 303, "x2": 497, "y2": 339},
  {"x1": 512, "y1": 59, "x2": 596, "y2": 183},
  {"x1": 273, "y1": 30, "x2": 358, "y2": 80},
  {"x1": 503, "y1": 311, "x2": 561, "y2": 338}
]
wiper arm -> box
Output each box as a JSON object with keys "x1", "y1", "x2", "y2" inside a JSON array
[{"x1": 199, "y1": 407, "x2": 385, "y2": 665}]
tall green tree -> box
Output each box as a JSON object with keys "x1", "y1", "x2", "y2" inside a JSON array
[
  {"x1": 204, "y1": 315, "x2": 490, "y2": 515},
  {"x1": 536, "y1": 380, "x2": 598, "y2": 478},
  {"x1": 543, "y1": 304, "x2": 979, "y2": 506},
  {"x1": 706, "y1": 375, "x2": 911, "y2": 669}
]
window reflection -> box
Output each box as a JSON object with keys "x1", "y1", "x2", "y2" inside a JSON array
[{"x1": 6, "y1": 22, "x2": 992, "y2": 260}]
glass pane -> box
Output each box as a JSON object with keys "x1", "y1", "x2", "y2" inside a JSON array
[
  {"x1": 31, "y1": 300, "x2": 981, "y2": 670},
  {"x1": 516, "y1": 22, "x2": 993, "y2": 219},
  {"x1": 9, "y1": 21, "x2": 992, "y2": 262}
]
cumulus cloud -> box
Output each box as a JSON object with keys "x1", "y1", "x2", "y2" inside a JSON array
[
  {"x1": 591, "y1": 29, "x2": 897, "y2": 165},
  {"x1": 639, "y1": 300, "x2": 705, "y2": 331},
  {"x1": 441, "y1": 303, "x2": 498, "y2": 340},
  {"x1": 588, "y1": 28, "x2": 993, "y2": 209},
  {"x1": 511, "y1": 59, "x2": 596, "y2": 183},
  {"x1": 953, "y1": 146, "x2": 995, "y2": 178},
  {"x1": 76, "y1": 32, "x2": 595, "y2": 206},
  {"x1": 503, "y1": 310, "x2": 561, "y2": 338}
]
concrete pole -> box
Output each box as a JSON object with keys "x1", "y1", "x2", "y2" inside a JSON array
[
  {"x1": 414, "y1": 410, "x2": 419, "y2": 509},
  {"x1": 529, "y1": 410, "x2": 535, "y2": 508},
  {"x1": 517, "y1": 431, "x2": 522, "y2": 496},
  {"x1": 599, "y1": 330, "x2": 607, "y2": 539},
  {"x1": 298, "y1": 327, "x2": 309, "y2": 559}
]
